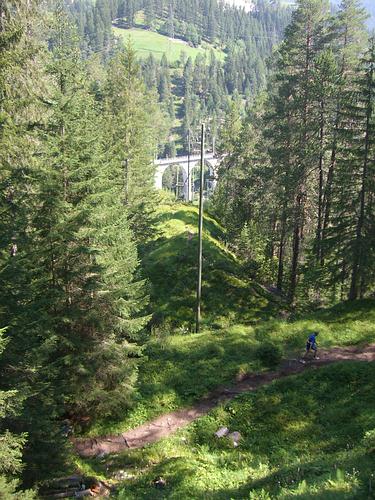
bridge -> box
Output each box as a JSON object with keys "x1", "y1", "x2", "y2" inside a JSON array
[{"x1": 154, "y1": 153, "x2": 220, "y2": 201}]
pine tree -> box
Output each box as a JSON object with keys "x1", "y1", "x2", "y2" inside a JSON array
[
  {"x1": 326, "y1": 38, "x2": 375, "y2": 300},
  {"x1": 268, "y1": 0, "x2": 330, "y2": 302},
  {"x1": 321, "y1": 0, "x2": 368, "y2": 262},
  {"x1": 103, "y1": 43, "x2": 166, "y2": 243}
]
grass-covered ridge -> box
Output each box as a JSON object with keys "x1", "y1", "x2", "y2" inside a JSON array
[
  {"x1": 140, "y1": 203, "x2": 276, "y2": 329},
  {"x1": 113, "y1": 27, "x2": 225, "y2": 62}
]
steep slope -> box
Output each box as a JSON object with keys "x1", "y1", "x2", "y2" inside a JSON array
[{"x1": 140, "y1": 202, "x2": 275, "y2": 329}]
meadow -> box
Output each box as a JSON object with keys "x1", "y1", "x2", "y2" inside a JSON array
[{"x1": 113, "y1": 27, "x2": 225, "y2": 62}]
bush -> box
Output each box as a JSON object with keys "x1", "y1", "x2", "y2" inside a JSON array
[
  {"x1": 249, "y1": 489, "x2": 272, "y2": 500},
  {"x1": 255, "y1": 342, "x2": 283, "y2": 367},
  {"x1": 363, "y1": 428, "x2": 375, "y2": 453}
]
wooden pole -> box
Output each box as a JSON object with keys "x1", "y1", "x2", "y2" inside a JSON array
[
  {"x1": 187, "y1": 129, "x2": 191, "y2": 202},
  {"x1": 196, "y1": 123, "x2": 205, "y2": 333}
]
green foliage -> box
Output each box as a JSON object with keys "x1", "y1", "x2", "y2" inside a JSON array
[
  {"x1": 0, "y1": 327, "x2": 35, "y2": 497},
  {"x1": 103, "y1": 42, "x2": 166, "y2": 243},
  {"x1": 0, "y1": 1, "x2": 161, "y2": 487},
  {"x1": 0, "y1": 477, "x2": 35, "y2": 499},
  {"x1": 362, "y1": 429, "x2": 375, "y2": 453},
  {"x1": 255, "y1": 342, "x2": 283, "y2": 368},
  {"x1": 214, "y1": 0, "x2": 372, "y2": 306}
]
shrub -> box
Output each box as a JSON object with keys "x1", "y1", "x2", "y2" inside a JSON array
[
  {"x1": 363, "y1": 429, "x2": 375, "y2": 453},
  {"x1": 255, "y1": 342, "x2": 283, "y2": 367},
  {"x1": 249, "y1": 489, "x2": 272, "y2": 500}
]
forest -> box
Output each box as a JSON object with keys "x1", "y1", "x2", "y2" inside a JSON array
[
  {"x1": 0, "y1": 0, "x2": 374, "y2": 498},
  {"x1": 66, "y1": 0, "x2": 292, "y2": 153}
]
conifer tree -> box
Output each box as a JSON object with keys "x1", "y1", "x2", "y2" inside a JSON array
[
  {"x1": 320, "y1": 0, "x2": 368, "y2": 262},
  {"x1": 326, "y1": 38, "x2": 375, "y2": 300},
  {"x1": 270, "y1": 0, "x2": 330, "y2": 302},
  {"x1": 103, "y1": 43, "x2": 166, "y2": 243},
  {"x1": 0, "y1": 329, "x2": 36, "y2": 499}
]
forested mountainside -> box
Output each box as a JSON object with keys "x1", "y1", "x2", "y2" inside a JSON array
[
  {"x1": 1, "y1": 0, "x2": 374, "y2": 498},
  {"x1": 66, "y1": 0, "x2": 292, "y2": 154},
  {"x1": 213, "y1": 0, "x2": 375, "y2": 305}
]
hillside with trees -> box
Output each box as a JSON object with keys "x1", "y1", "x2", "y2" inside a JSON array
[
  {"x1": 66, "y1": 0, "x2": 293, "y2": 154},
  {"x1": 213, "y1": 0, "x2": 375, "y2": 305},
  {"x1": 0, "y1": 0, "x2": 374, "y2": 498}
]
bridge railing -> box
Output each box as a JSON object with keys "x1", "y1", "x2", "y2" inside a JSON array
[{"x1": 154, "y1": 153, "x2": 216, "y2": 165}]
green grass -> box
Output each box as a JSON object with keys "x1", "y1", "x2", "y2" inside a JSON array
[
  {"x1": 113, "y1": 27, "x2": 225, "y2": 62},
  {"x1": 139, "y1": 203, "x2": 276, "y2": 329},
  {"x1": 87, "y1": 299, "x2": 375, "y2": 437},
  {"x1": 83, "y1": 362, "x2": 375, "y2": 499}
]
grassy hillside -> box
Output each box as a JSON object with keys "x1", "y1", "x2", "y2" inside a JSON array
[
  {"x1": 139, "y1": 202, "x2": 276, "y2": 329},
  {"x1": 110, "y1": 362, "x2": 375, "y2": 499},
  {"x1": 113, "y1": 27, "x2": 225, "y2": 62},
  {"x1": 79, "y1": 299, "x2": 375, "y2": 497},
  {"x1": 86, "y1": 295, "x2": 375, "y2": 437},
  {"x1": 77, "y1": 203, "x2": 375, "y2": 496}
]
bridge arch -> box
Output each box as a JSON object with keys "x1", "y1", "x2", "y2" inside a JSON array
[
  {"x1": 161, "y1": 163, "x2": 188, "y2": 200},
  {"x1": 154, "y1": 153, "x2": 220, "y2": 201}
]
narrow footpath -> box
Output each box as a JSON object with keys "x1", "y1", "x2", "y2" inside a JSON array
[{"x1": 74, "y1": 344, "x2": 375, "y2": 458}]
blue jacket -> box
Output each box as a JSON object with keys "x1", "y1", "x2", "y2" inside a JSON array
[{"x1": 307, "y1": 334, "x2": 317, "y2": 346}]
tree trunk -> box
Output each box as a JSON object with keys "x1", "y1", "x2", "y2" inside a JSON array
[
  {"x1": 289, "y1": 193, "x2": 304, "y2": 304},
  {"x1": 277, "y1": 208, "x2": 287, "y2": 291}
]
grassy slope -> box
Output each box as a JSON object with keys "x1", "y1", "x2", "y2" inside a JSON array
[
  {"x1": 87, "y1": 267, "x2": 375, "y2": 437},
  {"x1": 140, "y1": 203, "x2": 275, "y2": 329},
  {"x1": 77, "y1": 204, "x2": 375, "y2": 497},
  {"x1": 86, "y1": 205, "x2": 375, "y2": 438},
  {"x1": 80, "y1": 302, "x2": 375, "y2": 497},
  {"x1": 113, "y1": 27, "x2": 225, "y2": 62},
  {"x1": 87, "y1": 202, "x2": 276, "y2": 435},
  {"x1": 109, "y1": 362, "x2": 375, "y2": 499}
]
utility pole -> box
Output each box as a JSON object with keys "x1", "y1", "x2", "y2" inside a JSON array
[
  {"x1": 176, "y1": 164, "x2": 180, "y2": 199},
  {"x1": 187, "y1": 129, "x2": 191, "y2": 202},
  {"x1": 196, "y1": 123, "x2": 205, "y2": 333}
]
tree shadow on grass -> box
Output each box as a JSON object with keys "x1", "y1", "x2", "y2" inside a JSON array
[
  {"x1": 138, "y1": 332, "x2": 259, "y2": 405},
  {"x1": 142, "y1": 232, "x2": 275, "y2": 327}
]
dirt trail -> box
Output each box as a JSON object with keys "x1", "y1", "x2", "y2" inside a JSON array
[{"x1": 74, "y1": 344, "x2": 375, "y2": 458}]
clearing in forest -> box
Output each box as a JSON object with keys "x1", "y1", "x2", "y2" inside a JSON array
[{"x1": 113, "y1": 27, "x2": 225, "y2": 62}]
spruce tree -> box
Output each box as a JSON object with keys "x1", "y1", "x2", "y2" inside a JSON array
[
  {"x1": 326, "y1": 38, "x2": 375, "y2": 300},
  {"x1": 103, "y1": 43, "x2": 165, "y2": 244}
]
